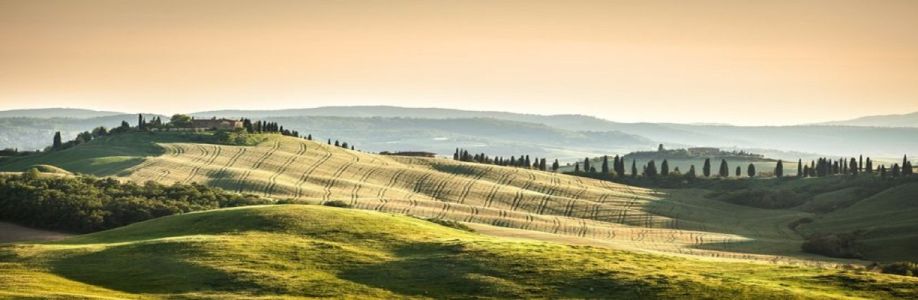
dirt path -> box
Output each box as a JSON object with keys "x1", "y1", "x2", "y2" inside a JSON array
[{"x1": 0, "y1": 222, "x2": 72, "y2": 243}]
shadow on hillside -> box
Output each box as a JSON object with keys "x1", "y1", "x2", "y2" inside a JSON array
[
  {"x1": 338, "y1": 242, "x2": 641, "y2": 298},
  {"x1": 51, "y1": 241, "x2": 259, "y2": 294}
]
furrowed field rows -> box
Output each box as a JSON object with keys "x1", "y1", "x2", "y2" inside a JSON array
[{"x1": 122, "y1": 136, "x2": 789, "y2": 261}]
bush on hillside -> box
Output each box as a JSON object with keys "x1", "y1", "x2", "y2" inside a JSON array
[
  {"x1": 424, "y1": 218, "x2": 474, "y2": 232},
  {"x1": 0, "y1": 173, "x2": 271, "y2": 233},
  {"x1": 879, "y1": 262, "x2": 918, "y2": 277},
  {"x1": 323, "y1": 200, "x2": 352, "y2": 208},
  {"x1": 801, "y1": 232, "x2": 863, "y2": 259}
]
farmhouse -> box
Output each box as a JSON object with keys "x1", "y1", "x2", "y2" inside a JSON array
[{"x1": 191, "y1": 118, "x2": 244, "y2": 131}]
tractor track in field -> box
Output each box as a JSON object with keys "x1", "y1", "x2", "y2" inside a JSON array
[
  {"x1": 509, "y1": 172, "x2": 536, "y2": 212},
  {"x1": 455, "y1": 167, "x2": 491, "y2": 205},
  {"x1": 294, "y1": 144, "x2": 333, "y2": 199},
  {"x1": 183, "y1": 145, "x2": 219, "y2": 184},
  {"x1": 350, "y1": 166, "x2": 383, "y2": 205},
  {"x1": 213, "y1": 147, "x2": 247, "y2": 182},
  {"x1": 241, "y1": 142, "x2": 280, "y2": 194},
  {"x1": 374, "y1": 169, "x2": 409, "y2": 211},
  {"x1": 264, "y1": 142, "x2": 306, "y2": 197},
  {"x1": 483, "y1": 168, "x2": 517, "y2": 209},
  {"x1": 322, "y1": 150, "x2": 360, "y2": 201}
]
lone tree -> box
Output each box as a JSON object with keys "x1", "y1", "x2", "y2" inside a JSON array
[
  {"x1": 774, "y1": 160, "x2": 784, "y2": 178},
  {"x1": 601, "y1": 155, "x2": 610, "y2": 174},
  {"x1": 661, "y1": 160, "x2": 670, "y2": 176},
  {"x1": 718, "y1": 159, "x2": 729, "y2": 177},
  {"x1": 686, "y1": 165, "x2": 697, "y2": 178},
  {"x1": 645, "y1": 160, "x2": 658, "y2": 178},
  {"x1": 170, "y1": 114, "x2": 192, "y2": 128},
  {"x1": 849, "y1": 158, "x2": 858, "y2": 176},
  {"x1": 52, "y1": 131, "x2": 62, "y2": 149},
  {"x1": 702, "y1": 158, "x2": 712, "y2": 177},
  {"x1": 747, "y1": 163, "x2": 756, "y2": 177}
]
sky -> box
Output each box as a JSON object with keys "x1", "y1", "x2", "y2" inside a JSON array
[{"x1": 1, "y1": 0, "x2": 918, "y2": 125}]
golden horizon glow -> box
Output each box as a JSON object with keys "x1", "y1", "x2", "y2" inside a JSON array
[{"x1": 2, "y1": 0, "x2": 918, "y2": 125}]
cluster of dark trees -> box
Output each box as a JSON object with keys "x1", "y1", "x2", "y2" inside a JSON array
[
  {"x1": 0, "y1": 171, "x2": 270, "y2": 233},
  {"x1": 328, "y1": 139, "x2": 355, "y2": 150},
  {"x1": 787, "y1": 155, "x2": 914, "y2": 179},
  {"x1": 239, "y1": 118, "x2": 300, "y2": 137},
  {"x1": 453, "y1": 148, "x2": 556, "y2": 171}
]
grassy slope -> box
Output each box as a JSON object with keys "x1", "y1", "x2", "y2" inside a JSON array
[
  {"x1": 2, "y1": 205, "x2": 916, "y2": 299},
  {"x1": 2, "y1": 132, "x2": 916, "y2": 263},
  {"x1": 798, "y1": 183, "x2": 918, "y2": 262}
]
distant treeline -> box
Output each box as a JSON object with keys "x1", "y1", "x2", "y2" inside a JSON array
[
  {"x1": 0, "y1": 171, "x2": 270, "y2": 233},
  {"x1": 453, "y1": 148, "x2": 557, "y2": 171},
  {"x1": 42, "y1": 113, "x2": 358, "y2": 153}
]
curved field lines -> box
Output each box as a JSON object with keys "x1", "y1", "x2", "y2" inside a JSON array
[{"x1": 118, "y1": 135, "x2": 813, "y2": 262}]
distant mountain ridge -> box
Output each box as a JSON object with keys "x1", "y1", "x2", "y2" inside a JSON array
[
  {"x1": 0, "y1": 108, "x2": 126, "y2": 119},
  {"x1": 819, "y1": 111, "x2": 918, "y2": 127},
  {"x1": 194, "y1": 106, "x2": 918, "y2": 157}
]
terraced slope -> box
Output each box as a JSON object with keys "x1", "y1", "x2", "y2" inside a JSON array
[{"x1": 3, "y1": 205, "x2": 916, "y2": 299}]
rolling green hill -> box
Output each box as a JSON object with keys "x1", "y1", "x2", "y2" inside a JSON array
[
  {"x1": 3, "y1": 205, "x2": 916, "y2": 299},
  {"x1": 2, "y1": 131, "x2": 916, "y2": 264}
]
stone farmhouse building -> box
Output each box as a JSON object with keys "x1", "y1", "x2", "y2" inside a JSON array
[{"x1": 191, "y1": 118, "x2": 244, "y2": 131}]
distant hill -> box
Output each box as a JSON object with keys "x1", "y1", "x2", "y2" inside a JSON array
[
  {"x1": 0, "y1": 108, "x2": 124, "y2": 119},
  {"x1": 819, "y1": 111, "x2": 918, "y2": 127},
  {"x1": 0, "y1": 114, "x2": 162, "y2": 151},
  {"x1": 194, "y1": 106, "x2": 918, "y2": 158}
]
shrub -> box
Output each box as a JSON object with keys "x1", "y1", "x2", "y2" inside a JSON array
[
  {"x1": 424, "y1": 218, "x2": 474, "y2": 232},
  {"x1": 323, "y1": 200, "x2": 352, "y2": 208},
  {"x1": 880, "y1": 262, "x2": 918, "y2": 277},
  {"x1": 801, "y1": 232, "x2": 863, "y2": 259}
]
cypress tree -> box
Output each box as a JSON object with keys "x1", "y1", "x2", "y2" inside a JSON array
[
  {"x1": 747, "y1": 163, "x2": 756, "y2": 177},
  {"x1": 552, "y1": 159, "x2": 560, "y2": 172},
  {"x1": 865, "y1": 158, "x2": 873, "y2": 174},
  {"x1": 849, "y1": 158, "x2": 858, "y2": 176},
  {"x1": 735, "y1": 165, "x2": 741, "y2": 177},
  {"x1": 583, "y1": 157, "x2": 591, "y2": 173},
  {"x1": 631, "y1": 160, "x2": 638, "y2": 177},
  {"x1": 859, "y1": 155, "x2": 863, "y2": 172},
  {"x1": 601, "y1": 156, "x2": 609, "y2": 174},
  {"x1": 702, "y1": 158, "x2": 711, "y2": 177},
  {"x1": 307, "y1": 134, "x2": 312, "y2": 140},
  {"x1": 52, "y1": 131, "x2": 62, "y2": 149},
  {"x1": 454, "y1": 148, "x2": 460, "y2": 161},
  {"x1": 797, "y1": 159, "x2": 803, "y2": 177},
  {"x1": 686, "y1": 165, "x2": 697, "y2": 178},
  {"x1": 539, "y1": 158, "x2": 547, "y2": 171},
  {"x1": 718, "y1": 159, "x2": 729, "y2": 177},
  {"x1": 646, "y1": 160, "x2": 658, "y2": 177},
  {"x1": 138, "y1": 114, "x2": 144, "y2": 130},
  {"x1": 775, "y1": 160, "x2": 784, "y2": 178},
  {"x1": 574, "y1": 163, "x2": 580, "y2": 173},
  {"x1": 892, "y1": 164, "x2": 901, "y2": 177},
  {"x1": 661, "y1": 159, "x2": 669, "y2": 176}
]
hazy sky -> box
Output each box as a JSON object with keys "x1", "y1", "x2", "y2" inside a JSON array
[{"x1": 2, "y1": 0, "x2": 918, "y2": 125}]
